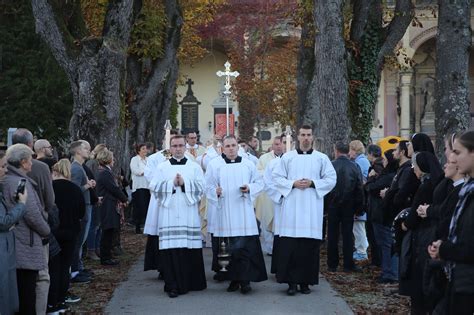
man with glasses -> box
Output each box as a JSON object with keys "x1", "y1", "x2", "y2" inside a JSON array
[
  {"x1": 148, "y1": 135, "x2": 206, "y2": 298},
  {"x1": 34, "y1": 139, "x2": 55, "y2": 171}
]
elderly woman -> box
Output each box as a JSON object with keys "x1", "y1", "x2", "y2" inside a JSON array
[
  {"x1": 96, "y1": 150, "x2": 128, "y2": 266},
  {"x1": 0, "y1": 151, "x2": 27, "y2": 315},
  {"x1": 3, "y1": 144, "x2": 50, "y2": 315}
]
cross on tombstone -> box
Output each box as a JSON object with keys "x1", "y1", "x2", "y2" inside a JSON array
[
  {"x1": 185, "y1": 78, "x2": 194, "y2": 96},
  {"x1": 216, "y1": 61, "x2": 239, "y2": 136}
]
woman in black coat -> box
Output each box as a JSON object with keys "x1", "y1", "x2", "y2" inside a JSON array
[
  {"x1": 400, "y1": 151, "x2": 444, "y2": 314},
  {"x1": 48, "y1": 159, "x2": 85, "y2": 312},
  {"x1": 96, "y1": 150, "x2": 128, "y2": 266},
  {"x1": 429, "y1": 131, "x2": 474, "y2": 314}
]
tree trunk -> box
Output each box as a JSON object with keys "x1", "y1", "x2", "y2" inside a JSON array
[
  {"x1": 31, "y1": 0, "x2": 140, "y2": 172},
  {"x1": 296, "y1": 19, "x2": 316, "y2": 129},
  {"x1": 128, "y1": 0, "x2": 183, "y2": 150},
  {"x1": 310, "y1": 0, "x2": 351, "y2": 156},
  {"x1": 434, "y1": 0, "x2": 471, "y2": 158},
  {"x1": 348, "y1": 0, "x2": 413, "y2": 144}
]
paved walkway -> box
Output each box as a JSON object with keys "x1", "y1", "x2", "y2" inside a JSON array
[{"x1": 106, "y1": 248, "x2": 354, "y2": 315}]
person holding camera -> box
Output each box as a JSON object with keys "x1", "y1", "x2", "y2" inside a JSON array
[
  {"x1": 0, "y1": 151, "x2": 28, "y2": 315},
  {"x1": 2, "y1": 144, "x2": 50, "y2": 315}
]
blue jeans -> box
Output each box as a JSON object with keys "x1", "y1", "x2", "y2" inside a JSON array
[
  {"x1": 86, "y1": 206, "x2": 100, "y2": 250},
  {"x1": 71, "y1": 205, "x2": 92, "y2": 273},
  {"x1": 373, "y1": 223, "x2": 398, "y2": 281}
]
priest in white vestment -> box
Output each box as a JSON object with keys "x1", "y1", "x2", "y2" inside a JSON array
[
  {"x1": 148, "y1": 135, "x2": 206, "y2": 298},
  {"x1": 255, "y1": 136, "x2": 284, "y2": 255},
  {"x1": 206, "y1": 136, "x2": 267, "y2": 294},
  {"x1": 142, "y1": 136, "x2": 171, "y2": 274},
  {"x1": 272, "y1": 125, "x2": 337, "y2": 296}
]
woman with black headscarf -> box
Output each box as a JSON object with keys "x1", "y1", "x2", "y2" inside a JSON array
[
  {"x1": 408, "y1": 133, "x2": 435, "y2": 157},
  {"x1": 400, "y1": 151, "x2": 444, "y2": 314}
]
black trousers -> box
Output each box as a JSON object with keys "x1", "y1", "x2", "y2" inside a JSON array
[
  {"x1": 327, "y1": 208, "x2": 354, "y2": 269},
  {"x1": 48, "y1": 239, "x2": 76, "y2": 306},
  {"x1": 16, "y1": 269, "x2": 38, "y2": 315},
  {"x1": 447, "y1": 280, "x2": 474, "y2": 315},
  {"x1": 101, "y1": 228, "x2": 116, "y2": 261},
  {"x1": 366, "y1": 220, "x2": 381, "y2": 266},
  {"x1": 132, "y1": 189, "x2": 150, "y2": 227}
]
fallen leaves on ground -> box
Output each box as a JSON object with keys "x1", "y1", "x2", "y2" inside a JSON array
[
  {"x1": 67, "y1": 224, "x2": 147, "y2": 313},
  {"x1": 320, "y1": 245, "x2": 410, "y2": 314}
]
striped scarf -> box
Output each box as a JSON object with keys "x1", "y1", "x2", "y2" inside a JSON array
[{"x1": 445, "y1": 178, "x2": 474, "y2": 281}]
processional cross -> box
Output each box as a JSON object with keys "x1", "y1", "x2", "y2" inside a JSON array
[{"x1": 216, "y1": 61, "x2": 239, "y2": 136}]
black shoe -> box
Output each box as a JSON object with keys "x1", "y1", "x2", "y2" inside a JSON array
[
  {"x1": 327, "y1": 267, "x2": 337, "y2": 272},
  {"x1": 101, "y1": 259, "x2": 119, "y2": 266},
  {"x1": 227, "y1": 281, "x2": 240, "y2": 292},
  {"x1": 167, "y1": 290, "x2": 178, "y2": 298},
  {"x1": 343, "y1": 266, "x2": 362, "y2": 273},
  {"x1": 240, "y1": 282, "x2": 252, "y2": 294},
  {"x1": 299, "y1": 284, "x2": 311, "y2": 294},
  {"x1": 47, "y1": 302, "x2": 69, "y2": 314},
  {"x1": 287, "y1": 283, "x2": 297, "y2": 296},
  {"x1": 79, "y1": 269, "x2": 93, "y2": 277},
  {"x1": 71, "y1": 273, "x2": 90, "y2": 284}
]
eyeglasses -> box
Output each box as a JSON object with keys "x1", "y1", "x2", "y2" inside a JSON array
[{"x1": 171, "y1": 144, "x2": 185, "y2": 148}]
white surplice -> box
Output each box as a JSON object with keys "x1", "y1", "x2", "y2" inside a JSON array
[
  {"x1": 205, "y1": 156, "x2": 263, "y2": 237},
  {"x1": 147, "y1": 159, "x2": 204, "y2": 249},
  {"x1": 196, "y1": 146, "x2": 222, "y2": 235},
  {"x1": 273, "y1": 149, "x2": 337, "y2": 240},
  {"x1": 263, "y1": 156, "x2": 283, "y2": 235},
  {"x1": 143, "y1": 151, "x2": 167, "y2": 236},
  {"x1": 255, "y1": 151, "x2": 278, "y2": 232}
]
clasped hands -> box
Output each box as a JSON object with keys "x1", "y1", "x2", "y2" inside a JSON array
[
  {"x1": 416, "y1": 204, "x2": 429, "y2": 218},
  {"x1": 428, "y1": 240, "x2": 442, "y2": 260},
  {"x1": 293, "y1": 178, "x2": 312, "y2": 190},
  {"x1": 174, "y1": 173, "x2": 184, "y2": 187}
]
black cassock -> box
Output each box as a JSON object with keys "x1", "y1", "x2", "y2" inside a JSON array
[
  {"x1": 144, "y1": 235, "x2": 161, "y2": 272},
  {"x1": 160, "y1": 248, "x2": 207, "y2": 294},
  {"x1": 214, "y1": 235, "x2": 267, "y2": 283},
  {"x1": 274, "y1": 237, "x2": 321, "y2": 285}
]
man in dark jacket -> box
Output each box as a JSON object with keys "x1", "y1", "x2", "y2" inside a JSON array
[
  {"x1": 379, "y1": 141, "x2": 419, "y2": 283},
  {"x1": 326, "y1": 142, "x2": 364, "y2": 272}
]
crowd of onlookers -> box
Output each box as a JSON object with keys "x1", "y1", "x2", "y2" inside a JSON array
[
  {"x1": 2, "y1": 126, "x2": 474, "y2": 314},
  {"x1": 0, "y1": 128, "x2": 129, "y2": 314},
  {"x1": 325, "y1": 132, "x2": 474, "y2": 315}
]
